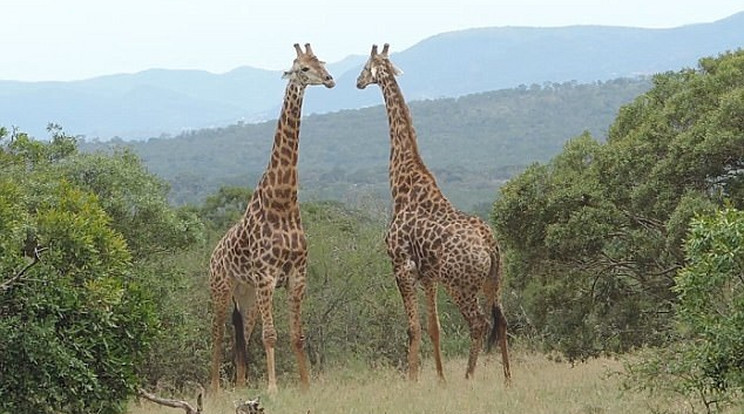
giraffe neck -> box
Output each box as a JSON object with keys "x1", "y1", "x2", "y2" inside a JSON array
[
  {"x1": 378, "y1": 69, "x2": 445, "y2": 214},
  {"x1": 255, "y1": 80, "x2": 305, "y2": 213}
]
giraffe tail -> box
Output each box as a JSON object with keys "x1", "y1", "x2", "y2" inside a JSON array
[
  {"x1": 487, "y1": 302, "x2": 506, "y2": 352},
  {"x1": 232, "y1": 298, "x2": 248, "y2": 374}
]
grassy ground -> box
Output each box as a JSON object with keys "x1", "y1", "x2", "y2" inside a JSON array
[{"x1": 128, "y1": 351, "x2": 737, "y2": 414}]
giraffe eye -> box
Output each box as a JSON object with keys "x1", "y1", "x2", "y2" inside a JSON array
[{"x1": 301, "y1": 67, "x2": 310, "y2": 72}]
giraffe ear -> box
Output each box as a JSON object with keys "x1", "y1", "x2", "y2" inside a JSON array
[
  {"x1": 282, "y1": 70, "x2": 292, "y2": 79},
  {"x1": 392, "y1": 64, "x2": 403, "y2": 76},
  {"x1": 370, "y1": 66, "x2": 379, "y2": 78}
]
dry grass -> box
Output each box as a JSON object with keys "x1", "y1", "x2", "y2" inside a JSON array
[{"x1": 129, "y1": 351, "x2": 737, "y2": 414}]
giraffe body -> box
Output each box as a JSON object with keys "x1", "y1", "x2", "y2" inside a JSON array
[
  {"x1": 357, "y1": 44, "x2": 511, "y2": 383},
  {"x1": 209, "y1": 43, "x2": 334, "y2": 394}
]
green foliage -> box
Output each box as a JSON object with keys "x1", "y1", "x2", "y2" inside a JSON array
[
  {"x1": 626, "y1": 208, "x2": 744, "y2": 412},
  {"x1": 135, "y1": 248, "x2": 213, "y2": 391},
  {"x1": 0, "y1": 127, "x2": 203, "y2": 412},
  {"x1": 301, "y1": 201, "x2": 404, "y2": 368},
  {"x1": 493, "y1": 50, "x2": 744, "y2": 361},
  {"x1": 0, "y1": 137, "x2": 156, "y2": 412},
  {"x1": 674, "y1": 208, "x2": 743, "y2": 402},
  {"x1": 134, "y1": 186, "x2": 245, "y2": 390},
  {"x1": 54, "y1": 147, "x2": 203, "y2": 259},
  {"x1": 199, "y1": 185, "x2": 253, "y2": 231}
]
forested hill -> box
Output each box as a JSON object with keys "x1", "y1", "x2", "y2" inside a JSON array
[
  {"x1": 3, "y1": 12, "x2": 742, "y2": 140},
  {"x1": 83, "y1": 77, "x2": 652, "y2": 210}
]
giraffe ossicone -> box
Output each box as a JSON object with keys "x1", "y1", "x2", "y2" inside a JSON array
[{"x1": 209, "y1": 43, "x2": 334, "y2": 394}]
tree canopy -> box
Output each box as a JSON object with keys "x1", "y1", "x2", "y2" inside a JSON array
[
  {"x1": 0, "y1": 126, "x2": 202, "y2": 413},
  {"x1": 493, "y1": 50, "x2": 744, "y2": 361}
]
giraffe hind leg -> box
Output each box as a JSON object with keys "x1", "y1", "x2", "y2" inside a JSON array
[
  {"x1": 210, "y1": 283, "x2": 231, "y2": 392},
  {"x1": 423, "y1": 281, "x2": 445, "y2": 381},
  {"x1": 458, "y1": 295, "x2": 487, "y2": 379}
]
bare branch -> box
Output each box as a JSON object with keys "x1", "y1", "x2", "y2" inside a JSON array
[
  {"x1": 648, "y1": 265, "x2": 683, "y2": 278},
  {"x1": 1, "y1": 246, "x2": 48, "y2": 292},
  {"x1": 138, "y1": 389, "x2": 202, "y2": 414}
]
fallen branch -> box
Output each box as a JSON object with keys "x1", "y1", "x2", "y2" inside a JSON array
[{"x1": 138, "y1": 388, "x2": 203, "y2": 414}]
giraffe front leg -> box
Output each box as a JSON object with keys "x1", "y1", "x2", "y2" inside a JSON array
[
  {"x1": 423, "y1": 281, "x2": 445, "y2": 381},
  {"x1": 256, "y1": 281, "x2": 278, "y2": 394},
  {"x1": 288, "y1": 262, "x2": 310, "y2": 390},
  {"x1": 394, "y1": 263, "x2": 421, "y2": 381}
]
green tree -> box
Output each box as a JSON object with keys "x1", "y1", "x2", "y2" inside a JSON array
[
  {"x1": 199, "y1": 185, "x2": 253, "y2": 232},
  {"x1": 626, "y1": 208, "x2": 744, "y2": 413},
  {"x1": 674, "y1": 208, "x2": 743, "y2": 408},
  {"x1": 0, "y1": 126, "x2": 204, "y2": 411},
  {"x1": 0, "y1": 128, "x2": 157, "y2": 413},
  {"x1": 493, "y1": 50, "x2": 744, "y2": 360}
]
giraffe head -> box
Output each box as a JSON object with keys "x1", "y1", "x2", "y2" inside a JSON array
[
  {"x1": 282, "y1": 43, "x2": 335, "y2": 88},
  {"x1": 356, "y1": 43, "x2": 403, "y2": 89}
]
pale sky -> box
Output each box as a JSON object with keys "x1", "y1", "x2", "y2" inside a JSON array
[{"x1": 1, "y1": 0, "x2": 742, "y2": 82}]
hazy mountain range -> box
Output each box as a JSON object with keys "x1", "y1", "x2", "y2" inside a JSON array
[{"x1": 2, "y1": 11, "x2": 743, "y2": 140}]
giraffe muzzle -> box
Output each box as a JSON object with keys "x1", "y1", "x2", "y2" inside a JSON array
[{"x1": 323, "y1": 75, "x2": 336, "y2": 88}]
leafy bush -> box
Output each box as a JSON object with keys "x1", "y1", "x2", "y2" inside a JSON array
[
  {"x1": 0, "y1": 129, "x2": 158, "y2": 413},
  {"x1": 0, "y1": 127, "x2": 203, "y2": 412},
  {"x1": 675, "y1": 208, "x2": 744, "y2": 397},
  {"x1": 626, "y1": 208, "x2": 744, "y2": 412}
]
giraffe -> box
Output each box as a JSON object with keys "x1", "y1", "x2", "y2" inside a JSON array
[
  {"x1": 356, "y1": 44, "x2": 511, "y2": 384},
  {"x1": 209, "y1": 43, "x2": 335, "y2": 394}
]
